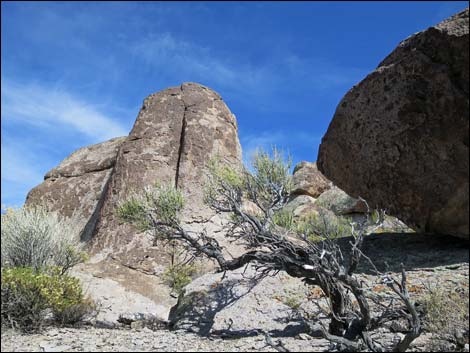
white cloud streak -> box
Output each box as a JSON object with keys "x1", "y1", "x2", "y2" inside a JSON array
[
  {"x1": 1, "y1": 78, "x2": 130, "y2": 207},
  {"x1": 1, "y1": 79, "x2": 128, "y2": 141}
]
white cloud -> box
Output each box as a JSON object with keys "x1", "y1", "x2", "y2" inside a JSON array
[
  {"x1": 1, "y1": 79, "x2": 128, "y2": 141},
  {"x1": 1, "y1": 141, "x2": 44, "y2": 186},
  {"x1": 0, "y1": 138, "x2": 49, "y2": 207},
  {"x1": 1, "y1": 78, "x2": 130, "y2": 207}
]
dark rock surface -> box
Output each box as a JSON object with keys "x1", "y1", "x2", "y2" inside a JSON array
[{"x1": 318, "y1": 9, "x2": 469, "y2": 239}]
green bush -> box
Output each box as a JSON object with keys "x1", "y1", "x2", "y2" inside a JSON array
[
  {"x1": 272, "y1": 209, "x2": 295, "y2": 230},
  {"x1": 1, "y1": 267, "x2": 95, "y2": 331},
  {"x1": 117, "y1": 183, "x2": 184, "y2": 231},
  {"x1": 163, "y1": 263, "x2": 198, "y2": 295},
  {"x1": 1, "y1": 206, "x2": 85, "y2": 273},
  {"x1": 295, "y1": 209, "x2": 350, "y2": 242}
]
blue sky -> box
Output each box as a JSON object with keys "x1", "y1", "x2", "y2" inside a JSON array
[{"x1": 1, "y1": 1, "x2": 468, "y2": 207}]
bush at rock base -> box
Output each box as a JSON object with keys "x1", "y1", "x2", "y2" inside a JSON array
[{"x1": 1, "y1": 267, "x2": 96, "y2": 332}]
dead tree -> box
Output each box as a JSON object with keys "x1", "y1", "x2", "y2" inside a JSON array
[{"x1": 117, "y1": 150, "x2": 421, "y2": 352}]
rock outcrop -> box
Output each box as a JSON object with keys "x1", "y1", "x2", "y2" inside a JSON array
[
  {"x1": 89, "y1": 83, "x2": 242, "y2": 265},
  {"x1": 287, "y1": 161, "x2": 368, "y2": 220},
  {"x1": 27, "y1": 82, "x2": 242, "y2": 256},
  {"x1": 25, "y1": 137, "x2": 126, "y2": 241},
  {"x1": 291, "y1": 161, "x2": 332, "y2": 198},
  {"x1": 25, "y1": 82, "x2": 244, "y2": 318},
  {"x1": 315, "y1": 186, "x2": 368, "y2": 215},
  {"x1": 317, "y1": 9, "x2": 469, "y2": 239},
  {"x1": 168, "y1": 265, "x2": 316, "y2": 336}
]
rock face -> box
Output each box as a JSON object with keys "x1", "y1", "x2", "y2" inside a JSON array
[
  {"x1": 27, "y1": 82, "x2": 242, "y2": 257},
  {"x1": 89, "y1": 83, "x2": 242, "y2": 262},
  {"x1": 25, "y1": 137, "x2": 126, "y2": 241},
  {"x1": 286, "y1": 161, "x2": 367, "y2": 220},
  {"x1": 317, "y1": 9, "x2": 469, "y2": 239},
  {"x1": 316, "y1": 186, "x2": 369, "y2": 215}
]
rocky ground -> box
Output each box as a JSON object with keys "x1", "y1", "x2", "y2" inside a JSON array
[{"x1": 2, "y1": 233, "x2": 468, "y2": 352}]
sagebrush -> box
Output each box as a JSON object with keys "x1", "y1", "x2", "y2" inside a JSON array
[{"x1": 1, "y1": 206, "x2": 85, "y2": 273}]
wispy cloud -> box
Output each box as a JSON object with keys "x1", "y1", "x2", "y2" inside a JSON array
[
  {"x1": 1, "y1": 140, "x2": 44, "y2": 186},
  {"x1": 1, "y1": 138, "x2": 50, "y2": 207},
  {"x1": 1, "y1": 79, "x2": 128, "y2": 141},
  {"x1": 1, "y1": 78, "x2": 130, "y2": 207},
  {"x1": 130, "y1": 32, "x2": 366, "y2": 101},
  {"x1": 130, "y1": 33, "x2": 270, "y2": 94}
]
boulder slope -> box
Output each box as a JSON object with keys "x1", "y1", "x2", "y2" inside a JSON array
[{"x1": 317, "y1": 9, "x2": 469, "y2": 239}]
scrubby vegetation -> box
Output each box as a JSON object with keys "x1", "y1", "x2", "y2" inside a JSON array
[
  {"x1": 163, "y1": 263, "x2": 199, "y2": 296},
  {"x1": 1, "y1": 206, "x2": 85, "y2": 273},
  {"x1": 1, "y1": 267, "x2": 96, "y2": 331},
  {"x1": 1, "y1": 206, "x2": 95, "y2": 332},
  {"x1": 119, "y1": 148, "x2": 425, "y2": 352},
  {"x1": 420, "y1": 285, "x2": 469, "y2": 351}
]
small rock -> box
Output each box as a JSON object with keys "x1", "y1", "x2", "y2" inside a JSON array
[
  {"x1": 94, "y1": 320, "x2": 117, "y2": 329},
  {"x1": 297, "y1": 333, "x2": 312, "y2": 340},
  {"x1": 39, "y1": 343, "x2": 72, "y2": 352}
]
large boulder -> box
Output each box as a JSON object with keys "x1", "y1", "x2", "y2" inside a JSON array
[
  {"x1": 317, "y1": 9, "x2": 469, "y2": 239},
  {"x1": 315, "y1": 186, "x2": 369, "y2": 215},
  {"x1": 25, "y1": 136, "x2": 126, "y2": 241}
]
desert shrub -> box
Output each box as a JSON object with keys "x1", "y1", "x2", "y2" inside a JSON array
[
  {"x1": 52, "y1": 296, "x2": 98, "y2": 326},
  {"x1": 282, "y1": 289, "x2": 304, "y2": 311},
  {"x1": 117, "y1": 183, "x2": 184, "y2": 233},
  {"x1": 272, "y1": 209, "x2": 295, "y2": 230},
  {"x1": 295, "y1": 209, "x2": 350, "y2": 242},
  {"x1": 420, "y1": 285, "x2": 469, "y2": 350},
  {"x1": 163, "y1": 263, "x2": 198, "y2": 295},
  {"x1": 1, "y1": 206, "x2": 85, "y2": 273},
  {"x1": 1, "y1": 267, "x2": 94, "y2": 331}
]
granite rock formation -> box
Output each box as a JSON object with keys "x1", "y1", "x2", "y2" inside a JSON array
[{"x1": 317, "y1": 9, "x2": 469, "y2": 239}]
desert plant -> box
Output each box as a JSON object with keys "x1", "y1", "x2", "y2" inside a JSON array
[
  {"x1": 1, "y1": 206, "x2": 85, "y2": 274},
  {"x1": 52, "y1": 296, "x2": 98, "y2": 326},
  {"x1": 118, "y1": 148, "x2": 421, "y2": 352},
  {"x1": 420, "y1": 285, "x2": 469, "y2": 351},
  {"x1": 1, "y1": 267, "x2": 95, "y2": 331},
  {"x1": 117, "y1": 183, "x2": 184, "y2": 235},
  {"x1": 163, "y1": 263, "x2": 198, "y2": 295}
]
